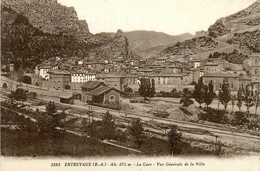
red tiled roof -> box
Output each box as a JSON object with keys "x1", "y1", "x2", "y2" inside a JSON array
[{"x1": 81, "y1": 81, "x2": 106, "y2": 89}]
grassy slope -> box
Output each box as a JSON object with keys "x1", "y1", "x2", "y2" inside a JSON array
[{"x1": 1, "y1": 129, "x2": 135, "y2": 157}]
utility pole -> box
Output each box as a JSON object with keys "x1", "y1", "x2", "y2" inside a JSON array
[{"x1": 215, "y1": 135, "x2": 219, "y2": 154}]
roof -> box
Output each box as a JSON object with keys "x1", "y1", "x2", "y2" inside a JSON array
[
  {"x1": 86, "y1": 86, "x2": 111, "y2": 96},
  {"x1": 39, "y1": 65, "x2": 51, "y2": 69},
  {"x1": 59, "y1": 94, "x2": 73, "y2": 99},
  {"x1": 48, "y1": 70, "x2": 71, "y2": 75},
  {"x1": 81, "y1": 81, "x2": 106, "y2": 89},
  {"x1": 86, "y1": 86, "x2": 125, "y2": 96},
  {"x1": 203, "y1": 73, "x2": 239, "y2": 78}
]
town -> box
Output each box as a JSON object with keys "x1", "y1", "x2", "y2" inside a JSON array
[{"x1": 1, "y1": 0, "x2": 260, "y2": 158}]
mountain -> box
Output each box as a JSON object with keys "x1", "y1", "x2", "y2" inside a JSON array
[
  {"x1": 86, "y1": 30, "x2": 132, "y2": 61},
  {"x1": 157, "y1": 1, "x2": 259, "y2": 62},
  {"x1": 105, "y1": 31, "x2": 194, "y2": 58},
  {"x1": 2, "y1": 0, "x2": 91, "y2": 40},
  {"x1": 208, "y1": 1, "x2": 259, "y2": 38},
  {"x1": 207, "y1": 0, "x2": 260, "y2": 54},
  {"x1": 124, "y1": 31, "x2": 193, "y2": 53},
  {"x1": 1, "y1": 0, "x2": 132, "y2": 69}
]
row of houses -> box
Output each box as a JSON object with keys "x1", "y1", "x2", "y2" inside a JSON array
[
  {"x1": 203, "y1": 54, "x2": 260, "y2": 94},
  {"x1": 34, "y1": 53, "x2": 259, "y2": 95}
]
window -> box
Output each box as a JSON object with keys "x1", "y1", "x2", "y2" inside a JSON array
[
  {"x1": 109, "y1": 95, "x2": 116, "y2": 102},
  {"x1": 255, "y1": 69, "x2": 258, "y2": 75}
]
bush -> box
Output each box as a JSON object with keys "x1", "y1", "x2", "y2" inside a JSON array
[
  {"x1": 198, "y1": 108, "x2": 229, "y2": 124},
  {"x1": 179, "y1": 107, "x2": 193, "y2": 116},
  {"x1": 233, "y1": 111, "x2": 249, "y2": 126}
]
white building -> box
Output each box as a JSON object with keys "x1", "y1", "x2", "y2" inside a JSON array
[
  {"x1": 35, "y1": 65, "x2": 51, "y2": 80},
  {"x1": 77, "y1": 60, "x2": 84, "y2": 65},
  {"x1": 85, "y1": 73, "x2": 96, "y2": 81},
  {"x1": 71, "y1": 72, "x2": 96, "y2": 83},
  {"x1": 71, "y1": 72, "x2": 86, "y2": 83}
]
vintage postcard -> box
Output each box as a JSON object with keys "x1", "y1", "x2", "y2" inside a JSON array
[{"x1": 1, "y1": 0, "x2": 260, "y2": 170}]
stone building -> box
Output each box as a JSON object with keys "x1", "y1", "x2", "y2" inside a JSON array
[
  {"x1": 48, "y1": 70, "x2": 71, "y2": 91},
  {"x1": 251, "y1": 54, "x2": 260, "y2": 92},
  {"x1": 203, "y1": 73, "x2": 251, "y2": 94},
  {"x1": 81, "y1": 81, "x2": 124, "y2": 104},
  {"x1": 203, "y1": 62, "x2": 224, "y2": 74},
  {"x1": 96, "y1": 74, "x2": 123, "y2": 91}
]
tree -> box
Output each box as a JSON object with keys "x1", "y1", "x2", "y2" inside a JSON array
[
  {"x1": 253, "y1": 90, "x2": 259, "y2": 115},
  {"x1": 138, "y1": 78, "x2": 155, "y2": 102},
  {"x1": 208, "y1": 80, "x2": 214, "y2": 95},
  {"x1": 231, "y1": 96, "x2": 236, "y2": 113},
  {"x1": 149, "y1": 79, "x2": 156, "y2": 99},
  {"x1": 237, "y1": 87, "x2": 243, "y2": 112},
  {"x1": 129, "y1": 118, "x2": 144, "y2": 148},
  {"x1": 46, "y1": 101, "x2": 57, "y2": 116},
  {"x1": 180, "y1": 88, "x2": 194, "y2": 109},
  {"x1": 204, "y1": 84, "x2": 214, "y2": 108},
  {"x1": 167, "y1": 125, "x2": 182, "y2": 155},
  {"x1": 123, "y1": 84, "x2": 133, "y2": 94},
  {"x1": 38, "y1": 101, "x2": 65, "y2": 133},
  {"x1": 218, "y1": 80, "x2": 231, "y2": 114},
  {"x1": 87, "y1": 121, "x2": 99, "y2": 145},
  {"x1": 193, "y1": 78, "x2": 205, "y2": 107},
  {"x1": 9, "y1": 88, "x2": 28, "y2": 105},
  {"x1": 101, "y1": 111, "x2": 115, "y2": 140},
  {"x1": 243, "y1": 84, "x2": 254, "y2": 114}
]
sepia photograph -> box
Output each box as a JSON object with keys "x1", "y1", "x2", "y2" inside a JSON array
[{"x1": 0, "y1": 0, "x2": 260, "y2": 170}]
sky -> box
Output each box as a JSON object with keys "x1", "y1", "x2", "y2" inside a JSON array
[{"x1": 58, "y1": 0, "x2": 256, "y2": 35}]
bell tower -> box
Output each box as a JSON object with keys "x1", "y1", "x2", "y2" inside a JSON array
[{"x1": 251, "y1": 53, "x2": 260, "y2": 93}]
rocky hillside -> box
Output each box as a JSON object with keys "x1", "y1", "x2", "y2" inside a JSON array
[
  {"x1": 1, "y1": 2, "x2": 132, "y2": 69},
  {"x1": 159, "y1": 36, "x2": 219, "y2": 58},
  {"x1": 230, "y1": 30, "x2": 260, "y2": 53},
  {"x1": 209, "y1": 50, "x2": 248, "y2": 64},
  {"x1": 1, "y1": 6, "x2": 90, "y2": 69},
  {"x1": 2, "y1": 0, "x2": 90, "y2": 40},
  {"x1": 208, "y1": 1, "x2": 260, "y2": 38},
  {"x1": 86, "y1": 30, "x2": 132, "y2": 60}
]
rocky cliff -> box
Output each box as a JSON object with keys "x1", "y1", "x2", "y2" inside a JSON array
[
  {"x1": 1, "y1": 1, "x2": 132, "y2": 69},
  {"x1": 86, "y1": 29, "x2": 132, "y2": 60},
  {"x1": 231, "y1": 30, "x2": 260, "y2": 53},
  {"x1": 1, "y1": 6, "x2": 91, "y2": 69},
  {"x1": 2, "y1": 0, "x2": 90, "y2": 40},
  {"x1": 208, "y1": 1, "x2": 260, "y2": 38}
]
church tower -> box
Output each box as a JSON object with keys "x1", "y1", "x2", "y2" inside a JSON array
[{"x1": 251, "y1": 53, "x2": 260, "y2": 92}]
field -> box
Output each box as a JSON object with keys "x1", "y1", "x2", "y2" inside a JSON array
[{"x1": 1, "y1": 128, "x2": 136, "y2": 157}]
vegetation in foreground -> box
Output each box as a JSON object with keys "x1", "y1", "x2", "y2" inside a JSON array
[{"x1": 1, "y1": 101, "x2": 214, "y2": 157}]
